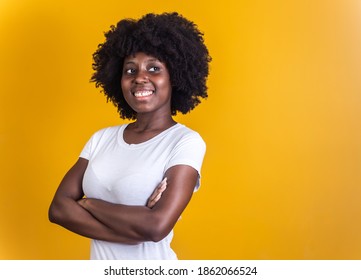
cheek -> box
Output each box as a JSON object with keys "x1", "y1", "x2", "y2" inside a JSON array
[
  {"x1": 158, "y1": 76, "x2": 172, "y2": 91},
  {"x1": 120, "y1": 77, "x2": 128, "y2": 91},
  {"x1": 120, "y1": 79, "x2": 132, "y2": 104}
]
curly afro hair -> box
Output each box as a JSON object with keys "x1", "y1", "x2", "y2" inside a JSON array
[{"x1": 91, "y1": 12, "x2": 211, "y2": 119}]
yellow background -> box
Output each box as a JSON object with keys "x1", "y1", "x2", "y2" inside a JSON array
[{"x1": 1, "y1": 0, "x2": 361, "y2": 259}]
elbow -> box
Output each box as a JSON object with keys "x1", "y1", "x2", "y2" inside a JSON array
[
  {"x1": 148, "y1": 229, "x2": 169, "y2": 243},
  {"x1": 146, "y1": 216, "x2": 173, "y2": 243},
  {"x1": 48, "y1": 201, "x2": 63, "y2": 224},
  {"x1": 48, "y1": 204, "x2": 58, "y2": 224}
]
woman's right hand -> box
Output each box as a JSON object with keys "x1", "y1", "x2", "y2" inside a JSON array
[{"x1": 146, "y1": 178, "x2": 167, "y2": 208}]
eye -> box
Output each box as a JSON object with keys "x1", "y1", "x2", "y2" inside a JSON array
[
  {"x1": 124, "y1": 68, "x2": 136, "y2": 75},
  {"x1": 148, "y1": 66, "x2": 160, "y2": 72}
]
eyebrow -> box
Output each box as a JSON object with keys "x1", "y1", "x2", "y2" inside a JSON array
[{"x1": 124, "y1": 58, "x2": 160, "y2": 65}]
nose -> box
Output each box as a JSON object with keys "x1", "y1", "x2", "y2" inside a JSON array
[{"x1": 134, "y1": 70, "x2": 149, "y2": 84}]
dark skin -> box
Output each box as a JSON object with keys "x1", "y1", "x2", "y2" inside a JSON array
[{"x1": 49, "y1": 52, "x2": 199, "y2": 244}]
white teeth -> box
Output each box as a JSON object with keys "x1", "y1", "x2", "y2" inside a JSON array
[{"x1": 134, "y1": 91, "x2": 153, "y2": 97}]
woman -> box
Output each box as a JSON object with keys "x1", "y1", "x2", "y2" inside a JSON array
[{"x1": 49, "y1": 12, "x2": 211, "y2": 260}]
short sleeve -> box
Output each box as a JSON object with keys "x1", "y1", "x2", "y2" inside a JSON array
[
  {"x1": 78, "y1": 126, "x2": 115, "y2": 160},
  {"x1": 164, "y1": 132, "x2": 206, "y2": 191},
  {"x1": 79, "y1": 135, "x2": 93, "y2": 160}
]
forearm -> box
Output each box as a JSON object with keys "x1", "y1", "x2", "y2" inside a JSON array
[
  {"x1": 79, "y1": 198, "x2": 168, "y2": 242},
  {"x1": 49, "y1": 197, "x2": 140, "y2": 244}
]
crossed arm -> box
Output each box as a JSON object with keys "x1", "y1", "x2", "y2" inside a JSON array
[{"x1": 48, "y1": 157, "x2": 198, "y2": 244}]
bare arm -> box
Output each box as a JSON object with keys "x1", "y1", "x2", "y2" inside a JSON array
[
  {"x1": 48, "y1": 158, "x2": 140, "y2": 244},
  {"x1": 78, "y1": 165, "x2": 198, "y2": 242}
]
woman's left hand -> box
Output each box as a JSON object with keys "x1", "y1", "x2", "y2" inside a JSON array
[{"x1": 146, "y1": 178, "x2": 167, "y2": 208}]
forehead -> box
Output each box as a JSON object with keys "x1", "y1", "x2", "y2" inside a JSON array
[{"x1": 123, "y1": 52, "x2": 162, "y2": 64}]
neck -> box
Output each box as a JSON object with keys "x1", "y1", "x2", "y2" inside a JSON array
[{"x1": 132, "y1": 113, "x2": 176, "y2": 132}]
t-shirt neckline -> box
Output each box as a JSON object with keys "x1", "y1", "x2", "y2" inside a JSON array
[{"x1": 118, "y1": 123, "x2": 181, "y2": 148}]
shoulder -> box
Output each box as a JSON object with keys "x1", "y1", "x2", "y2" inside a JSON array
[
  {"x1": 89, "y1": 124, "x2": 125, "y2": 140},
  {"x1": 83, "y1": 125, "x2": 126, "y2": 149},
  {"x1": 175, "y1": 124, "x2": 205, "y2": 143},
  {"x1": 168, "y1": 124, "x2": 206, "y2": 151}
]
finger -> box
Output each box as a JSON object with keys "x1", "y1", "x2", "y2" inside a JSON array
[
  {"x1": 149, "y1": 179, "x2": 167, "y2": 200},
  {"x1": 147, "y1": 193, "x2": 162, "y2": 208},
  {"x1": 153, "y1": 192, "x2": 162, "y2": 202},
  {"x1": 148, "y1": 188, "x2": 161, "y2": 202},
  {"x1": 146, "y1": 178, "x2": 168, "y2": 208},
  {"x1": 157, "y1": 178, "x2": 167, "y2": 190},
  {"x1": 159, "y1": 177, "x2": 167, "y2": 187},
  {"x1": 158, "y1": 181, "x2": 167, "y2": 192}
]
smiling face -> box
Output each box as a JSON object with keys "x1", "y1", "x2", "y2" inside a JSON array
[{"x1": 121, "y1": 52, "x2": 172, "y2": 119}]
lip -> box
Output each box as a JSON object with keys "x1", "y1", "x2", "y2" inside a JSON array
[{"x1": 131, "y1": 88, "x2": 155, "y2": 98}]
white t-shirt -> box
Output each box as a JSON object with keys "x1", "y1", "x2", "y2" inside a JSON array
[{"x1": 79, "y1": 123, "x2": 206, "y2": 260}]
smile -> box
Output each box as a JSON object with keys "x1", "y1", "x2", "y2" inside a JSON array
[{"x1": 133, "y1": 90, "x2": 154, "y2": 97}]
